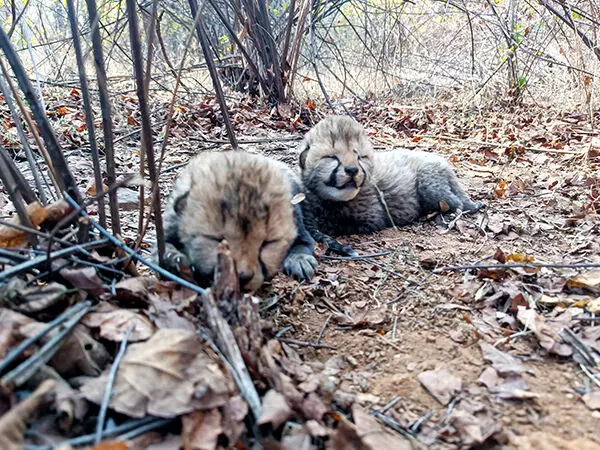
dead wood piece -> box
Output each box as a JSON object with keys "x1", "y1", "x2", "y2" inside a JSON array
[{"x1": 201, "y1": 242, "x2": 262, "y2": 420}]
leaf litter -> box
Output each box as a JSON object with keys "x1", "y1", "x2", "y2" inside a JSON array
[{"x1": 1, "y1": 97, "x2": 600, "y2": 447}]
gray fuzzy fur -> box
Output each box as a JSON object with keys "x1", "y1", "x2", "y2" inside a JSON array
[{"x1": 299, "y1": 116, "x2": 483, "y2": 239}]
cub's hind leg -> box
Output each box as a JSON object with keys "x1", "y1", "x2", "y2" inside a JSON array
[
  {"x1": 447, "y1": 175, "x2": 485, "y2": 212},
  {"x1": 416, "y1": 164, "x2": 464, "y2": 213}
]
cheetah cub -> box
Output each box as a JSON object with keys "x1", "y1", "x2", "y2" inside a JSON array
[
  {"x1": 299, "y1": 115, "x2": 483, "y2": 254},
  {"x1": 159, "y1": 151, "x2": 317, "y2": 291}
]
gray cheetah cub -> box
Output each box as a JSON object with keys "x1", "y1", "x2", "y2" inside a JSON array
[
  {"x1": 299, "y1": 115, "x2": 483, "y2": 253},
  {"x1": 159, "y1": 151, "x2": 317, "y2": 291}
]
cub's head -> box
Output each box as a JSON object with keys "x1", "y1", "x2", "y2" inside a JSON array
[
  {"x1": 299, "y1": 115, "x2": 374, "y2": 202},
  {"x1": 173, "y1": 152, "x2": 297, "y2": 291}
]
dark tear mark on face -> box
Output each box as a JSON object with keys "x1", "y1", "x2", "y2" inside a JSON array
[
  {"x1": 299, "y1": 143, "x2": 310, "y2": 169},
  {"x1": 240, "y1": 217, "x2": 250, "y2": 236},
  {"x1": 174, "y1": 192, "x2": 189, "y2": 214}
]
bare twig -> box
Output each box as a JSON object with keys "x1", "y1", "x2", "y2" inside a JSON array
[
  {"x1": 84, "y1": 0, "x2": 121, "y2": 236},
  {"x1": 1, "y1": 302, "x2": 92, "y2": 388},
  {"x1": 95, "y1": 323, "x2": 136, "y2": 444},
  {"x1": 435, "y1": 261, "x2": 600, "y2": 273},
  {"x1": 0, "y1": 301, "x2": 90, "y2": 374},
  {"x1": 126, "y1": 0, "x2": 165, "y2": 263},
  {"x1": 0, "y1": 27, "x2": 81, "y2": 204},
  {"x1": 321, "y1": 250, "x2": 392, "y2": 261},
  {"x1": 188, "y1": 0, "x2": 238, "y2": 150},
  {"x1": 316, "y1": 313, "x2": 333, "y2": 344},
  {"x1": 277, "y1": 337, "x2": 336, "y2": 350}
]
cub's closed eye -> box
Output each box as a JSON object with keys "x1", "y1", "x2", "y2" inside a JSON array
[
  {"x1": 358, "y1": 154, "x2": 368, "y2": 160},
  {"x1": 203, "y1": 235, "x2": 224, "y2": 242},
  {"x1": 321, "y1": 155, "x2": 339, "y2": 161}
]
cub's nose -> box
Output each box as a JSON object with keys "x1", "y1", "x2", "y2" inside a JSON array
[
  {"x1": 344, "y1": 165, "x2": 359, "y2": 176},
  {"x1": 238, "y1": 271, "x2": 254, "y2": 287}
]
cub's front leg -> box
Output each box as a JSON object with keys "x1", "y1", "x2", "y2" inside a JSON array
[{"x1": 283, "y1": 202, "x2": 318, "y2": 280}]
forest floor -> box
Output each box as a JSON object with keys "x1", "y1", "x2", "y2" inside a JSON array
[{"x1": 2, "y1": 91, "x2": 600, "y2": 449}]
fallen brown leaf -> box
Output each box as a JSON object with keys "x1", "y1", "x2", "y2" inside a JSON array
[
  {"x1": 257, "y1": 389, "x2": 292, "y2": 429},
  {"x1": 516, "y1": 307, "x2": 572, "y2": 356},
  {"x1": 83, "y1": 302, "x2": 154, "y2": 342},
  {"x1": 0, "y1": 202, "x2": 47, "y2": 248},
  {"x1": 182, "y1": 409, "x2": 223, "y2": 450},
  {"x1": 479, "y1": 341, "x2": 528, "y2": 376},
  {"x1": 568, "y1": 270, "x2": 600, "y2": 295},
  {"x1": 59, "y1": 266, "x2": 104, "y2": 297},
  {"x1": 417, "y1": 368, "x2": 462, "y2": 405},
  {"x1": 82, "y1": 329, "x2": 236, "y2": 417}
]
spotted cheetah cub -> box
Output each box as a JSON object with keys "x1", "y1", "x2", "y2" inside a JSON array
[
  {"x1": 299, "y1": 115, "x2": 483, "y2": 253},
  {"x1": 160, "y1": 151, "x2": 317, "y2": 291}
]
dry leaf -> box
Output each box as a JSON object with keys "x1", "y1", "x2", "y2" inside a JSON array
[
  {"x1": 0, "y1": 202, "x2": 47, "y2": 248},
  {"x1": 182, "y1": 409, "x2": 222, "y2": 450},
  {"x1": 479, "y1": 341, "x2": 528, "y2": 376},
  {"x1": 0, "y1": 278, "x2": 69, "y2": 313},
  {"x1": 568, "y1": 271, "x2": 600, "y2": 294},
  {"x1": 257, "y1": 389, "x2": 292, "y2": 429},
  {"x1": 82, "y1": 329, "x2": 236, "y2": 418},
  {"x1": 516, "y1": 307, "x2": 572, "y2": 356},
  {"x1": 352, "y1": 405, "x2": 417, "y2": 450},
  {"x1": 0, "y1": 380, "x2": 56, "y2": 450},
  {"x1": 417, "y1": 369, "x2": 462, "y2": 405},
  {"x1": 59, "y1": 266, "x2": 104, "y2": 297},
  {"x1": 83, "y1": 303, "x2": 154, "y2": 342}
]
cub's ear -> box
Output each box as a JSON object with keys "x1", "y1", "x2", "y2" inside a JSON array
[{"x1": 298, "y1": 142, "x2": 310, "y2": 170}]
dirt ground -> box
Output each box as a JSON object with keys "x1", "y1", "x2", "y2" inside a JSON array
[{"x1": 4, "y1": 95, "x2": 600, "y2": 448}]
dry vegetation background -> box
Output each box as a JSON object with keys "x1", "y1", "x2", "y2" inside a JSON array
[{"x1": 0, "y1": 0, "x2": 600, "y2": 449}]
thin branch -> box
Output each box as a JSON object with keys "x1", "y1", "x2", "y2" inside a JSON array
[
  {"x1": 84, "y1": 0, "x2": 121, "y2": 236},
  {"x1": 0, "y1": 26, "x2": 82, "y2": 204},
  {"x1": 126, "y1": 0, "x2": 166, "y2": 263},
  {"x1": 65, "y1": 0, "x2": 106, "y2": 228}
]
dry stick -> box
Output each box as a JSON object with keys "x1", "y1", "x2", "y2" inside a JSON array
[
  {"x1": 321, "y1": 250, "x2": 392, "y2": 261},
  {"x1": 0, "y1": 146, "x2": 38, "y2": 247},
  {"x1": 0, "y1": 238, "x2": 109, "y2": 283},
  {"x1": 1, "y1": 302, "x2": 92, "y2": 388},
  {"x1": 94, "y1": 323, "x2": 136, "y2": 445},
  {"x1": 65, "y1": 0, "x2": 106, "y2": 228},
  {"x1": 29, "y1": 417, "x2": 162, "y2": 450},
  {"x1": 309, "y1": 0, "x2": 335, "y2": 112},
  {"x1": 126, "y1": 0, "x2": 165, "y2": 264},
  {"x1": 0, "y1": 58, "x2": 60, "y2": 196},
  {"x1": 0, "y1": 148, "x2": 37, "y2": 204},
  {"x1": 0, "y1": 74, "x2": 47, "y2": 203},
  {"x1": 133, "y1": 3, "x2": 203, "y2": 252},
  {"x1": 188, "y1": 0, "x2": 238, "y2": 150},
  {"x1": 201, "y1": 290, "x2": 262, "y2": 419},
  {"x1": 63, "y1": 195, "x2": 207, "y2": 296},
  {"x1": 189, "y1": 135, "x2": 302, "y2": 145},
  {"x1": 287, "y1": 0, "x2": 310, "y2": 98},
  {"x1": 0, "y1": 301, "x2": 90, "y2": 374},
  {"x1": 281, "y1": 0, "x2": 297, "y2": 72},
  {"x1": 316, "y1": 313, "x2": 333, "y2": 345},
  {"x1": 0, "y1": 27, "x2": 81, "y2": 205},
  {"x1": 277, "y1": 337, "x2": 336, "y2": 350},
  {"x1": 435, "y1": 261, "x2": 600, "y2": 273},
  {"x1": 424, "y1": 134, "x2": 582, "y2": 155},
  {"x1": 84, "y1": 0, "x2": 121, "y2": 236},
  {"x1": 206, "y1": 0, "x2": 269, "y2": 96},
  {"x1": 137, "y1": 0, "x2": 160, "y2": 237}
]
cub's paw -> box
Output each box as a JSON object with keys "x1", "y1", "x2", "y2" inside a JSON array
[
  {"x1": 325, "y1": 237, "x2": 359, "y2": 257},
  {"x1": 464, "y1": 200, "x2": 486, "y2": 213},
  {"x1": 284, "y1": 252, "x2": 318, "y2": 281},
  {"x1": 162, "y1": 248, "x2": 195, "y2": 280}
]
